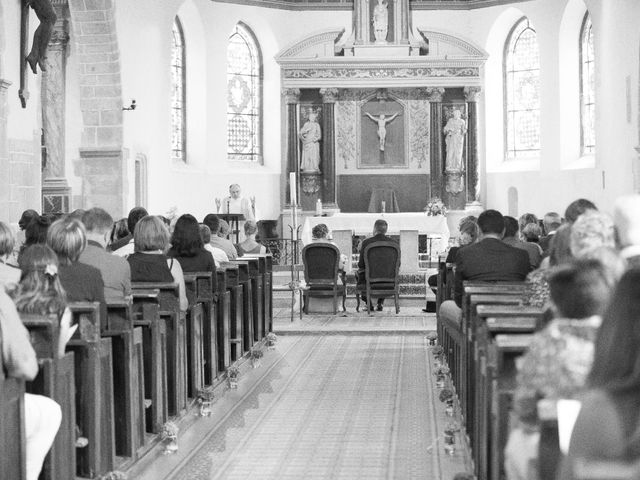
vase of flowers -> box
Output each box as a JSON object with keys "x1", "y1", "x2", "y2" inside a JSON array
[
  {"x1": 250, "y1": 348, "x2": 264, "y2": 368},
  {"x1": 426, "y1": 332, "x2": 438, "y2": 346},
  {"x1": 161, "y1": 421, "x2": 179, "y2": 454},
  {"x1": 444, "y1": 421, "x2": 460, "y2": 456},
  {"x1": 434, "y1": 365, "x2": 450, "y2": 389},
  {"x1": 432, "y1": 345, "x2": 444, "y2": 368},
  {"x1": 424, "y1": 197, "x2": 448, "y2": 217},
  {"x1": 197, "y1": 386, "x2": 216, "y2": 417},
  {"x1": 266, "y1": 332, "x2": 278, "y2": 350},
  {"x1": 439, "y1": 387, "x2": 455, "y2": 416},
  {"x1": 227, "y1": 366, "x2": 240, "y2": 389}
]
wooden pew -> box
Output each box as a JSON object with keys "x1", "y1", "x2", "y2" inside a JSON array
[
  {"x1": 573, "y1": 458, "x2": 640, "y2": 480},
  {"x1": 183, "y1": 272, "x2": 217, "y2": 389},
  {"x1": 226, "y1": 262, "x2": 247, "y2": 360},
  {"x1": 21, "y1": 313, "x2": 76, "y2": 480},
  {"x1": 215, "y1": 267, "x2": 232, "y2": 372},
  {"x1": 243, "y1": 257, "x2": 264, "y2": 342},
  {"x1": 0, "y1": 326, "x2": 27, "y2": 480},
  {"x1": 105, "y1": 299, "x2": 146, "y2": 460},
  {"x1": 130, "y1": 290, "x2": 168, "y2": 433},
  {"x1": 131, "y1": 283, "x2": 187, "y2": 418},
  {"x1": 250, "y1": 254, "x2": 271, "y2": 336},
  {"x1": 263, "y1": 254, "x2": 273, "y2": 333},
  {"x1": 66, "y1": 302, "x2": 115, "y2": 477}
]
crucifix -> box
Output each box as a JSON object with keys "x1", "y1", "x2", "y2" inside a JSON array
[
  {"x1": 19, "y1": 0, "x2": 57, "y2": 108},
  {"x1": 363, "y1": 111, "x2": 401, "y2": 151}
]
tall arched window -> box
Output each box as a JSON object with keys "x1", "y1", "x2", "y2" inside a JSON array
[
  {"x1": 171, "y1": 17, "x2": 186, "y2": 163},
  {"x1": 227, "y1": 23, "x2": 263, "y2": 163},
  {"x1": 504, "y1": 17, "x2": 540, "y2": 160},
  {"x1": 580, "y1": 13, "x2": 595, "y2": 155}
]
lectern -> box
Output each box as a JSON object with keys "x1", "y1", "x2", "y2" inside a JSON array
[{"x1": 219, "y1": 214, "x2": 245, "y2": 244}]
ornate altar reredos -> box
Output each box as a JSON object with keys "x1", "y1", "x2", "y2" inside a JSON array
[{"x1": 277, "y1": 0, "x2": 486, "y2": 215}]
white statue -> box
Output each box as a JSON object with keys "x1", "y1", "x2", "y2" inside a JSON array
[
  {"x1": 299, "y1": 110, "x2": 322, "y2": 172},
  {"x1": 372, "y1": 0, "x2": 388, "y2": 43},
  {"x1": 443, "y1": 109, "x2": 467, "y2": 172},
  {"x1": 364, "y1": 112, "x2": 400, "y2": 151}
]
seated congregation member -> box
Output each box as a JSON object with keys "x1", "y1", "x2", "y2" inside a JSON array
[
  {"x1": 505, "y1": 255, "x2": 623, "y2": 480},
  {"x1": 46, "y1": 217, "x2": 107, "y2": 320},
  {"x1": 110, "y1": 206, "x2": 148, "y2": 255},
  {"x1": 357, "y1": 219, "x2": 400, "y2": 312},
  {"x1": 439, "y1": 209, "x2": 529, "y2": 323},
  {"x1": 6, "y1": 244, "x2": 78, "y2": 480},
  {"x1": 108, "y1": 218, "x2": 129, "y2": 248},
  {"x1": 612, "y1": 194, "x2": 640, "y2": 268},
  {"x1": 539, "y1": 212, "x2": 562, "y2": 255},
  {"x1": 199, "y1": 224, "x2": 228, "y2": 267},
  {"x1": 127, "y1": 215, "x2": 188, "y2": 312},
  {"x1": 203, "y1": 214, "x2": 237, "y2": 260},
  {"x1": 559, "y1": 268, "x2": 640, "y2": 480},
  {"x1": 0, "y1": 221, "x2": 21, "y2": 286},
  {"x1": 310, "y1": 223, "x2": 347, "y2": 280},
  {"x1": 522, "y1": 222, "x2": 542, "y2": 244},
  {"x1": 79, "y1": 208, "x2": 131, "y2": 302},
  {"x1": 503, "y1": 216, "x2": 542, "y2": 270},
  {"x1": 236, "y1": 220, "x2": 267, "y2": 256},
  {"x1": 168, "y1": 214, "x2": 216, "y2": 275},
  {"x1": 17, "y1": 214, "x2": 51, "y2": 265}
]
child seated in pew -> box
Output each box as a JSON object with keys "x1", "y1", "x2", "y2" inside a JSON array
[
  {"x1": 3, "y1": 244, "x2": 77, "y2": 480},
  {"x1": 505, "y1": 253, "x2": 624, "y2": 480},
  {"x1": 559, "y1": 268, "x2": 640, "y2": 479}
]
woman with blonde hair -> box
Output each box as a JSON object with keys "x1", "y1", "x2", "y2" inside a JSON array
[
  {"x1": 0, "y1": 221, "x2": 20, "y2": 286},
  {"x1": 236, "y1": 220, "x2": 267, "y2": 256}
]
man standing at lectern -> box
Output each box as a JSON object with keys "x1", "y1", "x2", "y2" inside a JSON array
[{"x1": 219, "y1": 184, "x2": 255, "y2": 243}]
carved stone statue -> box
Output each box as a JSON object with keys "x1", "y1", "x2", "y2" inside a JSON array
[
  {"x1": 25, "y1": 0, "x2": 57, "y2": 74},
  {"x1": 364, "y1": 112, "x2": 400, "y2": 151},
  {"x1": 443, "y1": 109, "x2": 467, "y2": 172},
  {"x1": 299, "y1": 110, "x2": 322, "y2": 172},
  {"x1": 372, "y1": 0, "x2": 388, "y2": 43}
]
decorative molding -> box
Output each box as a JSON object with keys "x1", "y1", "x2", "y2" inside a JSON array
[
  {"x1": 0, "y1": 79, "x2": 12, "y2": 91},
  {"x1": 416, "y1": 30, "x2": 488, "y2": 58},
  {"x1": 211, "y1": 0, "x2": 530, "y2": 11},
  {"x1": 445, "y1": 171, "x2": 464, "y2": 194},
  {"x1": 276, "y1": 29, "x2": 345, "y2": 59},
  {"x1": 425, "y1": 87, "x2": 445, "y2": 102},
  {"x1": 285, "y1": 66, "x2": 479, "y2": 80},
  {"x1": 409, "y1": 100, "x2": 430, "y2": 169},
  {"x1": 463, "y1": 86, "x2": 482, "y2": 102},
  {"x1": 412, "y1": 0, "x2": 530, "y2": 10},
  {"x1": 320, "y1": 87, "x2": 340, "y2": 103},
  {"x1": 79, "y1": 148, "x2": 122, "y2": 159},
  {"x1": 281, "y1": 88, "x2": 301, "y2": 104},
  {"x1": 335, "y1": 101, "x2": 357, "y2": 169},
  {"x1": 301, "y1": 174, "x2": 321, "y2": 195}
]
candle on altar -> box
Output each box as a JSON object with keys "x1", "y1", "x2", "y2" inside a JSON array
[
  {"x1": 381, "y1": 200, "x2": 386, "y2": 213},
  {"x1": 289, "y1": 172, "x2": 297, "y2": 205}
]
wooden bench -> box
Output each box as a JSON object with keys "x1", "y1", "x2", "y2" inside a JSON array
[
  {"x1": 0, "y1": 325, "x2": 27, "y2": 480},
  {"x1": 215, "y1": 267, "x2": 232, "y2": 372},
  {"x1": 242, "y1": 257, "x2": 264, "y2": 342},
  {"x1": 21, "y1": 313, "x2": 76, "y2": 480},
  {"x1": 131, "y1": 283, "x2": 186, "y2": 418},
  {"x1": 105, "y1": 299, "x2": 146, "y2": 460},
  {"x1": 130, "y1": 289, "x2": 168, "y2": 433},
  {"x1": 226, "y1": 262, "x2": 248, "y2": 359},
  {"x1": 573, "y1": 458, "x2": 640, "y2": 479}
]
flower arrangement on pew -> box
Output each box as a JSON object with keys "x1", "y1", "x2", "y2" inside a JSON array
[
  {"x1": 99, "y1": 471, "x2": 128, "y2": 480},
  {"x1": 161, "y1": 421, "x2": 179, "y2": 454},
  {"x1": 444, "y1": 421, "x2": 461, "y2": 456},
  {"x1": 426, "y1": 331, "x2": 438, "y2": 346},
  {"x1": 227, "y1": 365, "x2": 240, "y2": 389},
  {"x1": 439, "y1": 387, "x2": 456, "y2": 416},
  {"x1": 431, "y1": 345, "x2": 444, "y2": 368},
  {"x1": 266, "y1": 332, "x2": 278, "y2": 350},
  {"x1": 434, "y1": 364, "x2": 450, "y2": 389},
  {"x1": 197, "y1": 386, "x2": 216, "y2": 417},
  {"x1": 424, "y1": 197, "x2": 447, "y2": 217},
  {"x1": 250, "y1": 348, "x2": 264, "y2": 368}
]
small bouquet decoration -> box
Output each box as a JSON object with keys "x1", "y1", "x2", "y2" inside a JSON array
[
  {"x1": 99, "y1": 472, "x2": 128, "y2": 480},
  {"x1": 426, "y1": 332, "x2": 438, "y2": 346},
  {"x1": 197, "y1": 386, "x2": 216, "y2": 417},
  {"x1": 439, "y1": 388, "x2": 455, "y2": 416},
  {"x1": 266, "y1": 332, "x2": 278, "y2": 350},
  {"x1": 227, "y1": 365, "x2": 240, "y2": 389},
  {"x1": 434, "y1": 365, "x2": 450, "y2": 388},
  {"x1": 424, "y1": 197, "x2": 447, "y2": 217},
  {"x1": 443, "y1": 421, "x2": 461, "y2": 455},
  {"x1": 250, "y1": 348, "x2": 264, "y2": 368},
  {"x1": 161, "y1": 421, "x2": 179, "y2": 454}
]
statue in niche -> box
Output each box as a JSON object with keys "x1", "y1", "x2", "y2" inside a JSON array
[
  {"x1": 25, "y1": 0, "x2": 57, "y2": 74},
  {"x1": 364, "y1": 111, "x2": 400, "y2": 151},
  {"x1": 372, "y1": 0, "x2": 388, "y2": 43},
  {"x1": 299, "y1": 109, "x2": 322, "y2": 172},
  {"x1": 443, "y1": 109, "x2": 467, "y2": 172}
]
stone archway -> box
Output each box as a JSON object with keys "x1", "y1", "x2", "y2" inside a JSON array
[{"x1": 68, "y1": 0, "x2": 125, "y2": 216}]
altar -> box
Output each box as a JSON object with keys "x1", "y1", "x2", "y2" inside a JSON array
[{"x1": 301, "y1": 212, "x2": 450, "y2": 251}]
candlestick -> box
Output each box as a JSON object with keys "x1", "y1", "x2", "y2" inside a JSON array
[
  {"x1": 289, "y1": 172, "x2": 297, "y2": 205},
  {"x1": 381, "y1": 200, "x2": 386, "y2": 213}
]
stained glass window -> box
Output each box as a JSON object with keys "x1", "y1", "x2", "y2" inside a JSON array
[
  {"x1": 172, "y1": 17, "x2": 186, "y2": 163},
  {"x1": 504, "y1": 17, "x2": 540, "y2": 159},
  {"x1": 580, "y1": 13, "x2": 595, "y2": 155},
  {"x1": 227, "y1": 23, "x2": 262, "y2": 163}
]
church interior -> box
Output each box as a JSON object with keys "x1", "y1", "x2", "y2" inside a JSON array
[{"x1": 2, "y1": 0, "x2": 640, "y2": 479}]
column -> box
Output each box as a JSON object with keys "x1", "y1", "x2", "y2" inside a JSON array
[
  {"x1": 464, "y1": 86, "x2": 482, "y2": 206},
  {"x1": 427, "y1": 87, "x2": 445, "y2": 200},
  {"x1": 399, "y1": 0, "x2": 410, "y2": 43},
  {"x1": 41, "y1": 4, "x2": 71, "y2": 213},
  {"x1": 320, "y1": 87, "x2": 339, "y2": 210},
  {"x1": 283, "y1": 88, "x2": 300, "y2": 207}
]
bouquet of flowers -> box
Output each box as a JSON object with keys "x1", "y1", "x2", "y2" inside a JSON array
[{"x1": 425, "y1": 197, "x2": 447, "y2": 217}]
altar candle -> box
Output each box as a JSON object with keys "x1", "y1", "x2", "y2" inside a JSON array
[
  {"x1": 289, "y1": 172, "x2": 297, "y2": 205},
  {"x1": 381, "y1": 200, "x2": 386, "y2": 213}
]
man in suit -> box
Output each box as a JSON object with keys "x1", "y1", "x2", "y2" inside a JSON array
[
  {"x1": 357, "y1": 219, "x2": 400, "y2": 311},
  {"x1": 439, "y1": 209, "x2": 530, "y2": 323},
  {"x1": 538, "y1": 212, "x2": 562, "y2": 255}
]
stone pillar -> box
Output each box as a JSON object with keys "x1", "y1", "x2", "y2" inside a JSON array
[
  {"x1": 283, "y1": 88, "x2": 300, "y2": 207},
  {"x1": 41, "y1": 4, "x2": 71, "y2": 213},
  {"x1": 399, "y1": 0, "x2": 410, "y2": 43},
  {"x1": 0, "y1": 80, "x2": 11, "y2": 216},
  {"x1": 427, "y1": 87, "x2": 445, "y2": 200},
  {"x1": 79, "y1": 148, "x2": 125, "y2": 217},
  {"x1": 320, "y1": 88, "x2": 339, "y2": 210},
  {"x1": 464, "y1": 86, "x2": 481, "y2": 206}
]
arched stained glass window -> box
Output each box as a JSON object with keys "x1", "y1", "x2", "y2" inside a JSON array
[
  {"x1": 580, "y1": 13, "x2": 595, "y2": 155},
  {"x1": 504, "y1": 17, "x2": 540, "y2": 159},
  {"x1": 171, "y1": 17, "x2": 186, "y2": 163},
  {"x1": 227, "y1": 23, "x2": 262, "y2": 163}
]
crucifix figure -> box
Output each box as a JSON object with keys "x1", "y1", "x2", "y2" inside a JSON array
[
  {"x1": 364, "y1": 112, "x2": 401, "y2": 151},
  {"x1": 25, "y1": 0, "x2": 57, "y2": 74}
]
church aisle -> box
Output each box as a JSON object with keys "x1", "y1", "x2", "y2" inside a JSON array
[{"x1": 151, "y1": 331, "x2": 472, "y2": 479}]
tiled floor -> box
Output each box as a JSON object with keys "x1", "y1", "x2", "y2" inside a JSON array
[{"x1": 142, "y1": 317, "x2": 473, "y2": 480}]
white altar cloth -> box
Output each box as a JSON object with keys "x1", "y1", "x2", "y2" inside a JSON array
[{"x1": 301, "y1": 213, "x2": 450, "y2": 251}]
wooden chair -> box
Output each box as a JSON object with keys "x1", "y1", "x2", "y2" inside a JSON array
[
  {"x1": 0, "y1": 323, "x2": 27, "y2": 480},
  {"x1": 355, "y1": 241, "x2": 401, "y2": 315},
  {"x1": 301, "y1": 243, "x2": 346, "y2": 315}
]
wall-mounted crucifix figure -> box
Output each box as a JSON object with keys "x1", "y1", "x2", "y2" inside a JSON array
[{"x1": 363, "y1": 111, "x2": 401, "y2": 151}]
